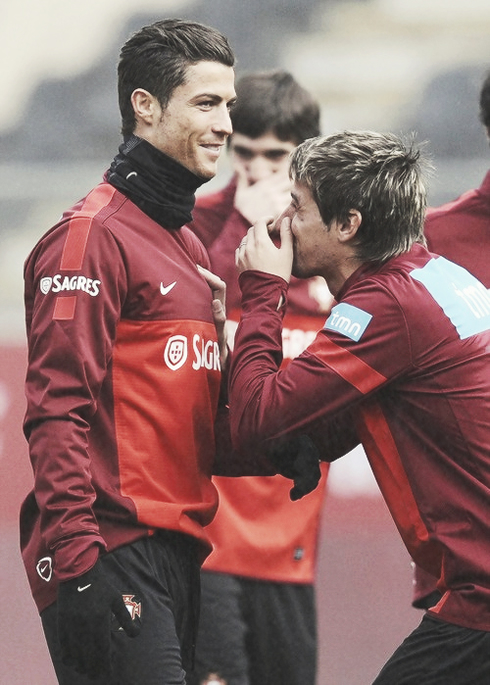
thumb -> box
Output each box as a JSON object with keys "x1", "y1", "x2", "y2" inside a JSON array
[
  {"x1": 111, "y1": 593, "x2": 141, "y2": 638},
  {"x1": 234, "y1": 167, "x2": 249, "y2": 193},
  {"x1": 279, "y1": 216, "x2": 293, "y2": 256}
]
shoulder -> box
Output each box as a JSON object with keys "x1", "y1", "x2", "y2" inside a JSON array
[
  {"x1": 340, "y1": 247, "x2": 439, "y2": 322},
  {"x1": 190, "y1": 178, "x2": 237, "y2": 246},
  {"x1": 179, "y1": 225, "x2": 210, "y2": 268},
  {"x1": 425, "y1": 187, "x2": 479, "y2": 235}
]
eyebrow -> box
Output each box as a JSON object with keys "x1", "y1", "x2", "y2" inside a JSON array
[
  {"x1": 231, "y1": 144, "x2": 292, "y2": 154},
  {"x1": 192, "y1": 93, "x2": 237, "y2": 106}
]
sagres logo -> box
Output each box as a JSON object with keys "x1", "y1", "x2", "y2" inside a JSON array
[
  {"x1": 40, "y1": 277, "x2": 53, "y2": 295},
  {"x1": 39, "y1": 274, "x2": 101, "y2": 297},
  {"x1": 164, "y1": 335, "x2": 188, "y2": 370},
  {"x1": 36, "y1": 556, "x2": 53, "y2": 582},
  {"x1": 163, "y1": 334, "x2": 221, "y2": 372}
]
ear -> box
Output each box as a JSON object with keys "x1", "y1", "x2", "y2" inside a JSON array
[
  {"x1": 131, "y1": 88, "x2": 160, "y2": 127},
  {"x1": 337, "y1": 209, "x2": 362, "y2": 243}
]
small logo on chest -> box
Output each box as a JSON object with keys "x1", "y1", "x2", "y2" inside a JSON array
[{"x1": 160, "y1": 281, "x2": 177, "y2": 296}]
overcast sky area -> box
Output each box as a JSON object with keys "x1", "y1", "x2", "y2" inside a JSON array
[{"x1": 1, "y1": 0, "x2": 489, "y2": 345}]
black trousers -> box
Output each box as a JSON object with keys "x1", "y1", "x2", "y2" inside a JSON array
[
  {"x1": 186, "y1": 570, "x2": 317, "y2": 685},
  {"x1": 41, "y1": 532, "x2": 200, "y2": 685},
  {"x1": 373, "y1": 614, "x2": 490, "y2": 684}
]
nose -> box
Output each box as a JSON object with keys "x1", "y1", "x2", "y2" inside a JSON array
[
  {"x1": 246, "y1": 155, "x2": 273, "y2": 184},
  {"x1": 213, "y1": 104, "x2": 233, "y2": 137},
  {"x1": 275, "y1": 203, "x2": 292, "y2": 228}
]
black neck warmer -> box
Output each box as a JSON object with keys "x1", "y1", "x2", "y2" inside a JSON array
[{"x1": 106, "y1": 135, "x2": 207, "y2": 229}]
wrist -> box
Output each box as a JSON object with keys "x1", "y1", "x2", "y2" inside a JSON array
[{"x1": 53, "y1": 537, "x2": 103, "y2": 582}]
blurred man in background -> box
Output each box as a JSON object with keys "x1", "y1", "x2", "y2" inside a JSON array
[{"x1": 188, "y1": 70, "x2": 332, "y2": 685}]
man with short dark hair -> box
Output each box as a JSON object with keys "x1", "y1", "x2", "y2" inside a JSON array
[
  {"x1": 21, "y1": 18, "x2": 243, "y2": 685},
  {"x1": 188, "y1": 70, "x2": 331, "y2": 685},
  {"x1": 423, "y1": 67, "x2": 490, "y2": 284},
  {"x1": 229, "y1": 130, "x2": 490, "y2": 684}
]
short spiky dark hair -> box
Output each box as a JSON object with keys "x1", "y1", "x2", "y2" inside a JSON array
[
  {"x1": 479, "y1": 69, "x2": 490, "y2": 131},
  {"x1": 230, "y1": 70, "x2": 320, "y2": 145},
  {"x1": 118, "y1": 18, "x2": 235, "y2": 138},
  {"x1": 290, "y1": 130, "x2": 432, "y2": 263}
]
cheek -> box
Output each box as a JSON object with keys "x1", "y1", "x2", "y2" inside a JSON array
[
  {"x1": 290, "y1": 223, "x2": 303, "y2": 246},
  {"x1": 232, "y1": 156, "x2": 248, "y2": 173},
  {"x1": 275, "y1": 158, "x2": 291, "y2": 174}
]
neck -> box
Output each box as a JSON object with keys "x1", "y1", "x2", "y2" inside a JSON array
[
  {"x1": 107, "y1": 135, "x2": 207, "y2": 229},
  {"x1": 322, "y1": 254, "x2": 363, "y2": 299}
]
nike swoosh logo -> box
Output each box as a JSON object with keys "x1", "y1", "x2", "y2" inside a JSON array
[
  {"x1": 77, "y1": 583, "x2": 92, "y2": 592},
  {"x1": 160, "y1": 281, "x2": 177, "y2": 295}
]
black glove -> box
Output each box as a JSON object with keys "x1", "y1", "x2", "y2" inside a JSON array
[
  {"x1": 267, "y1": 434, "x2": 322, "y2": 501},
  {"x1": 57, "y1": 558, "x2": 141, "y2": 679}
]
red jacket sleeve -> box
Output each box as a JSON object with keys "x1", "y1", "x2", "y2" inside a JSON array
[
  {"x1": 24, "y1": 217, "x2": 127, "y2": 580},
  {"x1": 228, "y1": 270, "x2": 407, "y2": 458}
]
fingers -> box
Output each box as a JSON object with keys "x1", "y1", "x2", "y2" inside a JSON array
[
  {"x1": 278, "y1": 216, "x2": 293, "y2": 250},
  {"x1": 239, "y1": 216, "x2": 290, "y2": 251},
  {"x1": 235, "y1": 216, "x2": 293, "y2": 282},
  {"x1": 234, "y1": 169, "x2": 291, "y2": 224},
  {"x1": 197, "y1": 265, "x2": 226, "y2": 309},
  {"x1": 196, "y1": 264, "x2": 229, "y2": 368},
  {"x1": 111, "y1": 594, "x2": 141, "y2": 638},
  {"x1": 211, "y1": 298, "x2": 227, "y2": 329}
]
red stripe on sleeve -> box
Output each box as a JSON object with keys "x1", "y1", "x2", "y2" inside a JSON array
[
  {"x1": 357, "y1": 402, "x2": 435, "y2": 563},
  {"x1": 53, "y1": 296, "x2": 77, "y2": 320},
  {"x1": 310, "y1": 335, "x2": 386, "y2": 394},
  {"x1": 60, "y1": 217, "x2": 92, "y2": 270},
  {"x1": 60, "y1": 184, "x2": 116, "y2": 270}
]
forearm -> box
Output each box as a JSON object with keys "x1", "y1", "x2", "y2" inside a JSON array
[
  {"x1": 229, "y1": 271, "x2": 288, "y2": 450},
  {"x1": 212, "y1": 364, "x2": 277, "y2": 476},
  {"x1": 229, "y1": 272, "x2": 362, "y2": 458},
  {"x1": 27, "y1": 417, "x2": 106, "y2": 579}
]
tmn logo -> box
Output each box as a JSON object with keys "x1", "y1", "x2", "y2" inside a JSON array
[{"x1": 324, "y1": 303, "x2": 372, "y2": 342}]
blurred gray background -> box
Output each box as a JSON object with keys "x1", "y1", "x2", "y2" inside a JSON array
[
  {"x1": 0, "y1": 1, "x2": 489, "y2": 683},
  {"x1": 1, "y1": 0, "x2": 489, "y2": 343}
]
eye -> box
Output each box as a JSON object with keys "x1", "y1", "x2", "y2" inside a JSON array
[
  {"x1": 232, "y1": 146, "x2": 254, "y2": 161},
  {"x1": 264, "y1": 150, "x2": 289, "y2": 162}
]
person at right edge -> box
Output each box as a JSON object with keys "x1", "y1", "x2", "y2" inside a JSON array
[
  {"x1": 187, "y1": 70, "x2": 331, "y2": 685},
  {"x1": 411, "y1": 68, "x2": 490, "y2": 612}
]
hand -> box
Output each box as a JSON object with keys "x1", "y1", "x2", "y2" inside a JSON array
[
  {"x1": 234, "y1": 167, "x2": 291, "y2": 224},
  {"x1": 197, "y1": 265, "x2": 228, "y2": 369},
  {"x1": 57, "y1": 559, "x2": 140, "y2": 679},
  {"x1": 235, "y1": 216, "x2": 293, "y2": 283},
  {"x1": 267, "y1": 434, "x2": 322, "y2": 501},
  {"x1": 201, "y1": 673, "x2": 227, "y2": 685}
]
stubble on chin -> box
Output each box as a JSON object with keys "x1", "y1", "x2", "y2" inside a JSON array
[{"x1": 291, "y1": 259, "x2": 304, "y2": 280}]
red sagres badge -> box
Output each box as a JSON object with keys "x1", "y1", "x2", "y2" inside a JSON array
[
  {"x1": 113, "y1": 594, "x2": 142, "y2": 632},
  {"x1": 123, "y1": 594, "x2": 142, "y2": 620},
  {"x1": 164, "y1": 335, "x2": 188, "y2": 370},
  {"x1": 36, "y1": 557, "x2": 53, "y2": 582}
]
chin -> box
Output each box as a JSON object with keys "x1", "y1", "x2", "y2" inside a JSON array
[
  {"x1": 291, "y1": 261, "x2": 304, "y2": 279},
  {"x1": 197, "y1": 166, "x2": 217, "y2": 181}
]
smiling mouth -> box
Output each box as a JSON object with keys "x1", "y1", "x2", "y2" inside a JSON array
[{"x1": 201, "y1": 144, "x2": 222, "y2": 156}]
